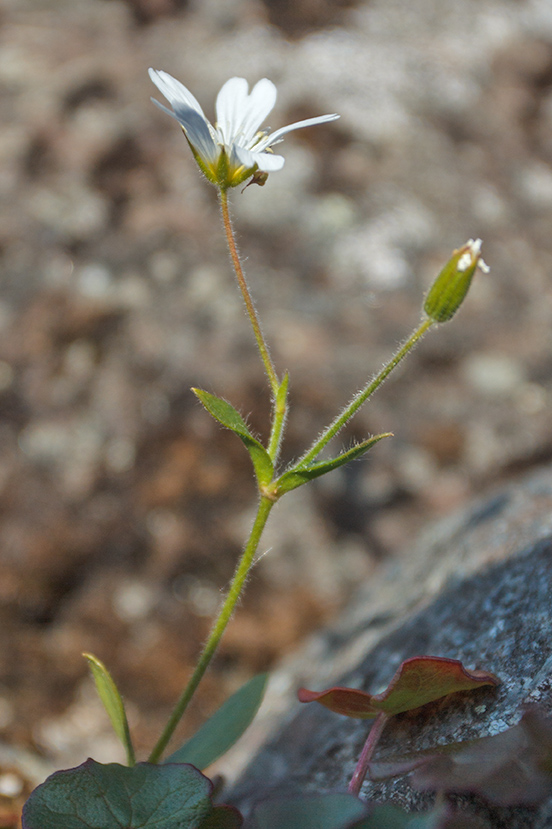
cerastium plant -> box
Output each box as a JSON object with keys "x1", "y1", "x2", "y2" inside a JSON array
[{"x1": 21, "y1": 71, "x2": 490, "y2": 829}]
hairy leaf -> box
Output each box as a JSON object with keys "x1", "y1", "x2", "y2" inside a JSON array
[
  {"x1": 276, "y1": 435, "x2": 391, "y2": 495},
  {"x1": 250, "y1": 793, "x2": 367, "y2": 829},
  {"x1": 298, "y1": 656, "x2": 499, "y2": 718},
  {"x1": 22, "y1": 760, "x2": 213, "y2": 829},
  {"x1": 192, "y1": 389, "x2": 273, "y2": 486},
  {"x1": 166, "y1": 673, "x2": 268, "y2": 769},
  {"x1": 370, "y1": 707, "x2": 552, "y2": 806}
]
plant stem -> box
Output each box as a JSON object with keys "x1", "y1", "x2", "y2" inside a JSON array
[
  {"x1": 348, "y1": 712, "x2": 389, "y2": 797},
  {"x1": 148, "y1": 496, "x2": 275, "y2": 763},
  {"x1": 299, "y1": 317, "x2": 434, "y2": 466},
  {"x1": 219, "y1": 188, "x2": 279, "y2": 397}
]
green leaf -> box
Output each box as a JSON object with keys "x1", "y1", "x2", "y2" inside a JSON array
[
  {"x1": 193, "y1": 389, "x2": 274, "y2": 486},
  {"x1": 198, "y1": 805, "x2": 243, "y2": 829},
  {"x1": 276, "y1": 434, "x2": 392, "y2": 495},
  {"x1": 298, "y1": 656, "x2": 499, "y2": 719},
  {"x1": 352, "y1": 804, "x2": 489, "y2": 829},
  {"x1": 22, "y1": 760, "x2": 213, "y2": 829},
  {"x1": 275, "y1": 372, "x2": 289, "y2": 411},
  {"x1": 370, "y1": 708, "x2": 552, "y2": 807},
  {"x1": 251, "y1": 793, "x2": 367, "y2": 829},
  {"x1": 166, "y1": 673, "x2": 268, "y2": 769},
  {"x1": 83, "y1": 652, "x2": 135, "y2": 766},
  {"x1": 351, "y1": 805, "x2": 420, "y2": 828}
]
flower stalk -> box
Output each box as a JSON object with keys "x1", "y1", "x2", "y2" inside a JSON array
[
  {"x1": 219, "y1": 189, "x2": 279, "y2": 396},
  {"x1": 298, "y1": 317, "x2": 434, "y2": 466},
  {"x1": 148, "y1": 495, "x2": 275, "y2": 763}
]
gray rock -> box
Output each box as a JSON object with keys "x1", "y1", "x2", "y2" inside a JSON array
[{"x1": 228, "y1": 466, "x2": 552, "y2": 827}]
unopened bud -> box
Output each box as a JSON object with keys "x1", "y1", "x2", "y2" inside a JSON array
[{"x1": 424, "y1": 239, "x2": 489, "y2": 323}]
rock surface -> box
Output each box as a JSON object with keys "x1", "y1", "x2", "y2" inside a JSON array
[{"x1": 228, "y1": 465, "x2": 552, "y2": 827}]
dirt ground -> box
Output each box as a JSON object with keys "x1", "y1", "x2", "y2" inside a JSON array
[{"x1": 1, "y1": 0, "x2": 552, "y2": 819}]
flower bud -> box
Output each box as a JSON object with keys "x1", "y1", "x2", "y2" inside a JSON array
[{"x1": 424, "y1": 239, "x2": 489, "y2": 323}]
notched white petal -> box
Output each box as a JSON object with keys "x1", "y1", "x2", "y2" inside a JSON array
[
  {"x1": 151, "y1": 97, "x2": 217, "y2": 165},
  {"x1": 148, "y1": 69, "x2": 205, "y2": 117},
  {"x1": 239, "y1": 79, "x2": 278, "y2": 144},
  {"x1": 235, "y1": 145, "x2": 285, "y2": 173},
  {"x1": 260, "y1": 113, "x2": 340, "y2": 149},
  {"x1": 216, "y1": 77, "x2": 250, "y2": 146}
]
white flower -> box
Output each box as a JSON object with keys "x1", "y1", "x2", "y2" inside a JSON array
[
  {"x1": 149, "y1": 69, "x2": 340, "y2": 188},
  {"x1": 457, "y1": 238, "x2": 490, "y2": 274}
]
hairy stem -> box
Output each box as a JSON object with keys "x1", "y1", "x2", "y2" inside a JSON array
[
  {"x1": 299, "y1": 317, "x2": 434, "y2": 466},
  {"x1": 220, "y1": 189, "x2": 279, "y2": 396},
  {"x1": 148, "y1": 496, "x2": 275, "y2": 762}
]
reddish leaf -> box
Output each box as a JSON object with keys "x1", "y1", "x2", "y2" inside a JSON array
[
  {"x1": 370, "y1": 707, "x2": 552, "y2": 806},
  {"x1": 298, "y1": 656, "x2": 499, "y2": 719}
]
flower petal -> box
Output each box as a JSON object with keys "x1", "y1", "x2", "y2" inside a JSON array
[
  {"x1": 234, "y1": 144, "x2": 285, "y2": 173},
  {"x1": 148, "y1": 69, "x2": 206, "y2": 117},
  {"x1": 215, "y1": 77, "x2": 250, "y2": 146},
  {"x1": 239, "y1": 78, "x2": 278, "y2": 144},
  {"x1": 258, "y1": 113, "x2": 340, "y2": 149},
  {"x1": 151, "y1": 98, "x2": 218, "y2": 165}
]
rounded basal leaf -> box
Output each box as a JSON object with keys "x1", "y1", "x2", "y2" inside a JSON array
[
  {"x1": 22, "y1": 760, "x2": 214, "y2": 829},
  {"x1": 166, "y1": 673, "x2": 268, "y2": 769},
  {"x1": 251, "y1": 793, "x2": 367, "y2": 829},
  {"x1": 199, "y1": 805, "x2": 243, "y2": 828},
  {"x1": 298, "y1": 656, "x2": 499, "y2": 719}
]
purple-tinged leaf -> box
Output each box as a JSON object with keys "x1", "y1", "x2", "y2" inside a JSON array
[
  {"x1": 370, "y1": 708, "x2": 552, "y2": 806},
  {"x1": 298, "y1": 657, "x2": 499, "y2": 719}
]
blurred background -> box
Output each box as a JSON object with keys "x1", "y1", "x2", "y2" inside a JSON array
[{"x1": 1, "y1": 0, "x2": 552, "y2": 808}]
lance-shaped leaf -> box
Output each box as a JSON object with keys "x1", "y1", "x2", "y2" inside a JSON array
[
  {"x1": 298, "y1": 656, "x2": 499, "y2": 719},
  {"x1": 276, "y1": 434, "x2": 391, "y2": 495},
  {"x1": 370, "y1": 707, "x2": 552, "y2": 806},
  {"x1": 166, "y1": 673, "x2": 268, "y2": 769},
  {"x1": 192, "y1": 389, "x2": 274, "y2": 486},
  {"x1": 83, "y1": 652, "x2": 135, "y2": 766},
  {"x1": 251, "y1": 793, "x2": 368, "y2": 829},
  {"x1": 22, "y1": 760, "x2": 215, "y2": 829}
]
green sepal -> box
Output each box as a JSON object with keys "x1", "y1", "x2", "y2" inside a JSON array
[
  {"x1": 192, "y1": 389, "x2": 274, "y2": 486},
  {"x1": 276, "y1": 434, "x2": 392, "y2": 495},
  {"x1": 165, "y1": 673, "x2": 269, "y2": 769},
  {"x1": 184, "y1": 132, "x2": 218, "y2": 186},
  {"x1": 83, "y1": 653, "x2": 135, "y2": 766}
]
